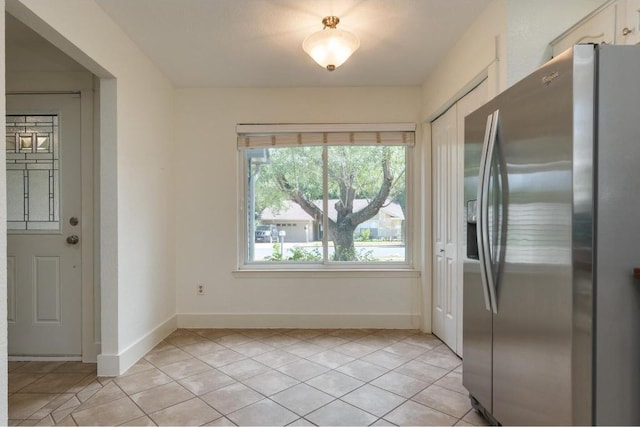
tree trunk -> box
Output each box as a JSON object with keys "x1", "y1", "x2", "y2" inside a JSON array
[
  {"x1": 331, "y1": 222, "x2": 356, "y2": 261},
  {"x1": 276, "y1": 147, "x2": 396, "y2": 262}
]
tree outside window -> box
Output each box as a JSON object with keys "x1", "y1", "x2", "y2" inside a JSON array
[{"x1": 244, "y1": 139, "x2": 409, "y2": 265}]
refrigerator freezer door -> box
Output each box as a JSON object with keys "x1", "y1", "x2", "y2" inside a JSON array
[{"x1": 491, "y1": 47, "x2": 587, "y2": 425}]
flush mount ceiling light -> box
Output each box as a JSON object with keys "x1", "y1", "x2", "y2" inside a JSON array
[{"x1": 303, "y1": 16, "x2": 360, "y2": 71}]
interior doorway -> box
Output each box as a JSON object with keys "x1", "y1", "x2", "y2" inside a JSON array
[{"x1": 5, "y1": 13, "x2": 99, "y2": 362}]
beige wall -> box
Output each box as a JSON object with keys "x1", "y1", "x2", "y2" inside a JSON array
[{"x1": 174, "y1": 87, "x2": 424, "y2": 328}]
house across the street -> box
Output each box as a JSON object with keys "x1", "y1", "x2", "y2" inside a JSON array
[{"x1": 260, "y1": 199, "x2": 405, "y2": 243}]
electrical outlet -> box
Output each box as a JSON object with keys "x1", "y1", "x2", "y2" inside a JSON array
[{"x1": 197, "y1": 284, "x2": 205, "y2": 295}]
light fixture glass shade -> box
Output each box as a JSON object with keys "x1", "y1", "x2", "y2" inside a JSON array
[{"x1": 303, "y1": 27, "x2": 360, "y2": 71}]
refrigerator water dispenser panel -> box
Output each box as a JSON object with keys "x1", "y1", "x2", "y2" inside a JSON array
[{"x1": 467, "y1": 199, "x2": 479, "y2": 260}]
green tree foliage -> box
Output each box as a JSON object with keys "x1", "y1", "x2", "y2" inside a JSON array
[
  {"x1": 254, "y1": 147, "x2": 323, "y2": 217},
  {"x1": 357, "y1": 228, "x2": 371, "y2": 241},
  {"x1": 255, "y1": 145, "x2": 405, "y2": 261}
]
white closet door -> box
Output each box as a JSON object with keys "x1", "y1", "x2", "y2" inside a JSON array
[
  {"x1": 432, "y1": 105, "x2": 458, "y2": 351},
  {"x1": 432, "y1": 80, "x2": 488, "y2": 355}
]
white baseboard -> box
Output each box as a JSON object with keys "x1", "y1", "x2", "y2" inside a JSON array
[
  {"x1": 97, "y1": 315, "x2": 177, "y2": 376},
  {"x1": 97, "y1": 353, "x2": 119, "y2": 377},
  {"x1": 177, "y1": 313, "x2": 421, "y2": 330},
  {"x1": 9, "y1": 356, "x2": 82, "y2": 362},
  {"x1": 95, "y1": 312, "x2": 422, "y2": 376}
]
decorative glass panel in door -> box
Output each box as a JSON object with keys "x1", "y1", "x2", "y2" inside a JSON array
[{"x1": 6, "y1": 115, "x2": 59, "y2": 231}]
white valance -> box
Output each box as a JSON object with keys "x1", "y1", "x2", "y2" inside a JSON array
[{"x1": 236, "y1": 123, "x2": 416, "y2": 149}]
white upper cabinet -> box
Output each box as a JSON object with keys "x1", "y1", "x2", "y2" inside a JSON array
[
  {"x1": 551, "y1": 1, "x2": 618, "y2": 57},
  {"x1": 551, "y1": 0, "x2": 640, "y2": 57},
  {"x1": 621, "y1": 0, "x2": 640, "y2": 44}
]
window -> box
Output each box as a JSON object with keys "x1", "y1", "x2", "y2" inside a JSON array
[{"x1": 238, "y1": 124, "x2": 415, "y2": 267}]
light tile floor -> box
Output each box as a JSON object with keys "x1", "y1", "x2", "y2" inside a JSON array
[{"x1": 8, "y1": 329, "x2": 490, "y2": 426}]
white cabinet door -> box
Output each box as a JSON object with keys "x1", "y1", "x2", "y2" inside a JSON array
[
  {"x1": 621, "y1": 0, "x2": 640, "y2": 44},
  {"x1": 432, "y1": 80, "x2": 488, "y2": 355},
  {"x1": 551, "y1": 1, "x2": 618, "y2": 57}
]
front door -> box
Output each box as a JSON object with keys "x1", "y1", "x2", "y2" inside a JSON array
[{"x1": 7, "y1": 93, "x2": 82, "y2": 357}]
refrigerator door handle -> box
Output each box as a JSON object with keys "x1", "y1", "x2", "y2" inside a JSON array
[
  {"x1": 479, "y1": 110, "x2": 500, "y2": 314},
  {"x1": 477, "y1": 113, "x2": 495, "y2": 312},
  {"x1": 486, "y1": 110, "x2": 500, "y2": 314}
]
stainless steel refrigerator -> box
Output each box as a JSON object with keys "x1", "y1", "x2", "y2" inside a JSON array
[{"x1": 463, "y1": 44, "x2": 640, "y2": 426}]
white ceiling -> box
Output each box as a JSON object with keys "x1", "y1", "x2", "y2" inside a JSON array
[{"x1": 93, "y1": 0, "x2": 491, "y2": 87}]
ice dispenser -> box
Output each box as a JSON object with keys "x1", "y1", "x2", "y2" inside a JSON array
[{"x1": 467, "y1": 199, "x2": 479, "y2": 260}]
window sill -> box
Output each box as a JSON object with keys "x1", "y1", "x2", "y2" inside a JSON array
[{"x1": 232, "y1": 269, "x2": 421, "y2": 279}]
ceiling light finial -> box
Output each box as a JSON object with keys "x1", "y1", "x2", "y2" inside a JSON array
[
  {"x1": 303, "y1": 15, "x2": 360, "y2": 71},
  {"x1": 322, "y1": 16, "x2": 340, "y2": 29}
]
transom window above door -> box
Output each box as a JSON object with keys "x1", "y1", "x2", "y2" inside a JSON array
[{"x1": 237, "y1": 123, "x2": 415, "y2": 268}]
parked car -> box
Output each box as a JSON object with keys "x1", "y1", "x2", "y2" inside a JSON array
[{"x1": 255, "y1": 225, "x2": 278, "y2": 243}]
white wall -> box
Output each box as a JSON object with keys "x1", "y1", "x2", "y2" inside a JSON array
[
  {"x1": 7, "y1": 0, "x2": 177, "y2": 375},
  {"x1": 421, "y1": 0, "x2": 508, "y2": 121},
  {"x1": 175, "y1": 87, "x2": 423, "y2": 329}
]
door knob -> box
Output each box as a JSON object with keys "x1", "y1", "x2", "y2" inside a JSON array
[
  {"x1": 66, "y1": 235, "x2": 79, "y2": 245},
  {"x1": 622, "y1": 27, "x2": 633, "y2": 36}
]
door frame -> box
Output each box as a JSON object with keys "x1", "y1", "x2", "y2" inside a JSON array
[{"x1": 6, "y1": 73, "x2": 98, "y2": 362}]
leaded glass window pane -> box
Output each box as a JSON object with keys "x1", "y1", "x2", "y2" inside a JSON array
[{"x1": 6, "y1": 115, "x2": 59, "y2": 232}]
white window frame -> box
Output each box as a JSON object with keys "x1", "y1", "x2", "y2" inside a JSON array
[{"x1": 237, "y1": 123, "x2": 416, "y2": 271}]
